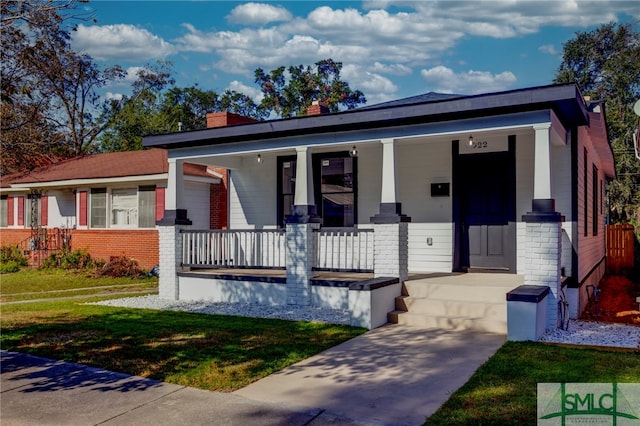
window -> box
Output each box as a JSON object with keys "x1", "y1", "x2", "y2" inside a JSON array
[
  {"x1": 314, "y1": 153, "x2": 356, "y2": 227},
  {"x1": 111, "y1": 188, "x2": 137, "y2": 226},
  {"x1": 90, "y1": 187, "x2": 156, "y2": 229},
  {"x1": 583, "y1": 149, "x2": 588, "y2": 237},
  {"x1": 90, "y1": 188, "x2": 107, "y2": 228},
  {"x1": 592, "y1": 165, "x2": 598, "y2": 235},
  {"x1": 277, "y1": 152, "x2": 357, "y2": 228},
  {"x1": 138, "y1": 186, "x2": 156, "y2": 228},
  {"x1": 0, "y1": 196, "x2": 7, "y2": 227},
  {"x1": 277, "y1": 156, "x2": 297, "y2": 228}
]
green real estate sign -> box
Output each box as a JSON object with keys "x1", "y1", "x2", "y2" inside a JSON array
[{"x1": 538, "y1": 383, "x2": 640, "y2": 425}]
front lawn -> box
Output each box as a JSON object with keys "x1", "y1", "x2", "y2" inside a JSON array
[
  {"x1": 0, "y1": 269, "x2": 158, "y2": 302},
  {"x1": 425, "y1": 341, "x2": 640, "y2": 425},
  {"x1": 0, "y1": 298, "x2": 366, "y2": 391}
]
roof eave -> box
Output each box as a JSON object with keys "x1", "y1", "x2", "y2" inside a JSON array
[{"x1": 143, "y1": 84, "x2": 589, "y2": 150}]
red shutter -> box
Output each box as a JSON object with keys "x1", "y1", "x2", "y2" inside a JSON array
[
  {"x1": 17, "y1": 196, "x2": 24, "y2": 226},
  {"x1": 155, "y1": 187, "x2": 165, "y2": 222},
  {"x1": 79, "y1": 191, "x2": 88, "y2": 226},
  {"x1": 40, "y1": 196, "x2": 48, "y2": 226},
  {"x1": 7, "y1": 196, "x2": 14, "y2": 226}
]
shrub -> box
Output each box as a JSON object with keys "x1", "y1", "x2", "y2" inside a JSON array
[
  {"x1": 0, "y1": 246, "x2": 28, "y2": 272},
  {"x1": 0, "y1": 261, "x2": 21, "y2": 273},
  {"x1": 42, "y1": 249, "x2": 93, "y2": 270},
  {"x1": 95, "y1": 256, "x2": 146, "y2": 278}
]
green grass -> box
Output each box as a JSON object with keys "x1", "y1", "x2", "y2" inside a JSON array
[
  {"x1": 0, "y1": 299, "x2": 365, "y2": 391},
  {"x1": 1, "y1": 268, "x2": 158, "y2": 295},
  {"x1": 425, "y1": 341, "x2": 640, "y2": 425}
]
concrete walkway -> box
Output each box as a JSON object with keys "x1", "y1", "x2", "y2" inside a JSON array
[{"x1": 1, "y1": 324, "x2": 505, "y2": 426}]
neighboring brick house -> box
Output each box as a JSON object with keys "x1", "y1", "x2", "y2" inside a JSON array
[{"x1": 0, "y1": 148, "x2": 226, "y2": 269}]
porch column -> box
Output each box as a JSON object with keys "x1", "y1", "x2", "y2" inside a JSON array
[
  {"x1": 533, "y1": 124, "x2": 552, "y2": 201},
  {"x1": 522, "y1": 123, "x2": 563, "y2": 330},
  {"x1": 370, "y1": 138, "x2": 410, "y2": 282},
  {"x1": 285, "y1": 222, "x2": 318, "y2": 305},
  {"x1": 163, "y1": 158, "x2": 192, "y2": 225},
  {"x1": 285, "y1": 146, "x2": 318, "y2": 306},
  {"x1": 287, "y1": 146, "x2": 320, "y2": 223},
  {"x1": 157, "y1": 158, "x2": 191, "y2": 301}
]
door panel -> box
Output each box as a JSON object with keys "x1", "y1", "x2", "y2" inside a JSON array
[{"x1": 457, "y1": 149, "x2": 515, "y2": 271}]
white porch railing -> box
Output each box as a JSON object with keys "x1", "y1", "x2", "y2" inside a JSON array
[
  {"x1": 181, "y1": 229, "x2": 286, "y2": 268},
  {"x1": 314, "y1": 228, "x2": 374, "y2": 272}
]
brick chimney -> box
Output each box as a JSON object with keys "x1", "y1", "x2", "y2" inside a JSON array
[
  {"x1": 307, "y1": 100, "x2": 330, "y2": 116},
  {"x1": 206, "y1": 112, "x2": 258, "y2": 128}
]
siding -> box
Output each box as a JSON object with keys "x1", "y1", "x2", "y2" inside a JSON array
[
  {"x1": 48, "y1": 190, "x2": 76, "y2": 229},
  {"x1": 551, "y1": 135, "x2": 574, "y2": 277},
  {"x1": 576, "y1": 126, "x2": 607, "y2": 283},
  {"x1": 515, "y1": 131, "x2": 534, "y2": 274},
  {"x1": 408, "y1": 223, "x2": 453, "y2": 272},
  {"x1": 395, "y1": 139, "x2": 453, "y2": 272},
  {"x1": 184, "y1": 181, "x2": 211, "y2": 229},
  {"x1": 356, "y1": 144, "x2": 382, "y2": 223},
  {"x1": 229, "y1": 156, "x2": 278, "y2": 228}
]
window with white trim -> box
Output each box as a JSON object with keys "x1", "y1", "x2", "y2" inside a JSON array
[{"x1": 90, "y1": 186, "x2": 156, "y2": 229}]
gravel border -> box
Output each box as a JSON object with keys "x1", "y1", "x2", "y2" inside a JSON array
[
  {"x1": 91, "y1": 295, "x2": 352, "y2": 325},
  {"x1": 539, "y1": 319, "x2": 640, "y2": 349},
  {"x1": 92, "y1": 296, "x2": 640, "y2": 348}
]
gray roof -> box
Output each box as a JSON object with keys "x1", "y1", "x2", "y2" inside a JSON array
[{"x1": 143, "y1": 84, "x2": 589, "y2": 150}]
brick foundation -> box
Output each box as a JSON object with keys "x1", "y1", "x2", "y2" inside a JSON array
[{"x1": 0, "y1": 228, "x2": 159, "y2": 270}]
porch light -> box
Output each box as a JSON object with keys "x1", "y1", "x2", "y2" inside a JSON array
[
  {"x1": 349, "y1": 145, "x2": 358, "y2": 157},
  {"x1": 468, "y1": 135, "x2": 474, "y2": 147},
  {"x1": 257, "y1": 154, "x2": 262, "y2": 164}
]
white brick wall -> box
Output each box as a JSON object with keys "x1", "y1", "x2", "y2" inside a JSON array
[
  {"x1": 158, "y1": 225, "x2": 183, "y2": 300},
  {"x1": 285, "y1": 223, "x2": 316, "y2": 305},
  {"x1": 524, "y1": 221, "x2": 562, "y2": 329},
  {"x1": 373, "y1": 223, "x2": 408, "y2": 282}
]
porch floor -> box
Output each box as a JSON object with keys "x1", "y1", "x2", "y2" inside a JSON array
[
  {"x1": 180, "y1": 268, "x2": 374, "y2": 283},
  {"x1": 180, "y1": 269, "x2": 525, "y2": 287}
]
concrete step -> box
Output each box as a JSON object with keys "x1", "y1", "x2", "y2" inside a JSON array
[
  {"x1": 395, "y1": 297, "x2": 506, "y2": 321},
  {"x1": 387, "y1": 310, "x2": 507, "y2": 334},
  {"x1": 402, "y1": 280, "x2": 514, "y2": 303}
]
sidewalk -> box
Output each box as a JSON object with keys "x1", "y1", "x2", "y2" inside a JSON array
[
  {"x1": 1, "y1": 324, "x2": 506, "y2": 426},
  {"x1": 1, "y1": 351, "x2": 364, "y2": 426}
]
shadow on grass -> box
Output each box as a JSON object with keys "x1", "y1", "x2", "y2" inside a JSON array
[
  {"x1": 0, "y1": 306, "x2": 365, "y2": 392},
  {"x1": 1, "y1": 350, "x2": 164, "y2": 394}
]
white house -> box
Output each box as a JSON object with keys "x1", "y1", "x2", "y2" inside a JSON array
[{"x1": 143, "y1": 84, "x2": 614, "y2": 333}]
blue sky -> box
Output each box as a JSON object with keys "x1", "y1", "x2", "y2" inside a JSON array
[{"x1": 72, "y1": 1, "x2": 639, "y2": 106}]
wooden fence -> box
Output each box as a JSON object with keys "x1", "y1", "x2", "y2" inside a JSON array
[{"x1": 606, "y1": 224, "x2": 636, "y2": 274}]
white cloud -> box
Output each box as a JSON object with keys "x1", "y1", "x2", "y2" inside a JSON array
[
  {"x1": 82, "y1": 1, "x2": 636, "y2": 107},
  {"x1": 72, "y1": 24, "x2": 176, "y2": 61},
  {"x1": 371, "y1": 62, "x2": 412, "y2": 76},
  {"x1": 227, "y1": 80, "x2": 263, "y2": 104},
  {"x1": 105, "y1": 92, "x2": 123, "y2": 101},
  {"x1": 420, "y1": 66, "x2": 517, "y2": 94},
  {"x1": 538, "y1": 44, "x2": 560, "y2": 56},
  {"x1": 125, "y1": 66, "x2": 145, "y2": 82},
  {"x1": 227, "y1": 3, "x2": 292, "y2": 25}
]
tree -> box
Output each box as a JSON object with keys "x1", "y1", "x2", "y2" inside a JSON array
[
  {"x1": 1, "y1": 0, "x2": 124, "y2": 173},
  {"x1": 554, "y1": 22, "x2": 640, "y2": 230},
  {"x1": 99, "y1": 61, "x2": 175, "y2": 152},
  {"x1": 99, "y1": 66, "x2": 267, "y2": 152},
  {"x1": 255, "y1": 59, "x2": 366, "y2": 118}
]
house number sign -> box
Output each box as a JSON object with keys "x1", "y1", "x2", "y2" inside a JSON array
[{"x1": 459, "y1": 137, "x2": 508, "y2": 155}]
